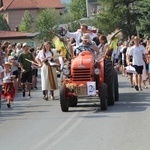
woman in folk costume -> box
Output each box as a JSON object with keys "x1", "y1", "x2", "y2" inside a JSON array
[
  {"x1": 35, "y1": 42, "x2": 58, "y2": 100},
  {"x1": 2, "y1": 62, "x2": 15, "y2": 108}
]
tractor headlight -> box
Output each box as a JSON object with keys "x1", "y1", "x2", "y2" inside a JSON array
[
  {"x1": 94, "y1": 68, "x2": 100, "y2": 75},
  {"x1": 63, "y1": 68, "x2": 70, "y2": 75}
]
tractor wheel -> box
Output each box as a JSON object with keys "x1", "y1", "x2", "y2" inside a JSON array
[
  {"x1": 69, "y1": 96, "x2": 78, "y2": 107},
  {"x1": 60, "y1": 84, "x2": 69, "y2": 112},
  {"x1": 113, "y1": 69, "x2": 119, "y2": 101},
  {"x1": 100, "y1": 83, "x2": 107, "y2": 110},
  {"x1": 104, "y1": 59, "x2": 114, "y2": 105}
]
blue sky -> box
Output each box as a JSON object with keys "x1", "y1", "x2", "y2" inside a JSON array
[{"x1": 61, "y1": 0, "x2": 71, "y2": 4}]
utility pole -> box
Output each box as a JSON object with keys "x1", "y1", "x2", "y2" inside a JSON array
[{"x1": 86, "y1": 0, "x2": 89, "y2": 17}]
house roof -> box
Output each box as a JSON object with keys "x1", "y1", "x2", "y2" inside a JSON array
[
  {"x1": 0, "y1": 0, "x2": 64, "y2": 11},
  {"x1": 0, "y1": 30, "x2": 39, "y2": 39}
]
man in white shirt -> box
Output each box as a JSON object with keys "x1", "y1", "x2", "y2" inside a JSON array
[
  {"x1": 127, "y1": 36, "x2": 148, "y2": 91},
  {"x1": 65, "y1": 23, "x2": 97, "y2": 47},
  {"x1": 64, "y1": 24, "x2": 97, "y2": 58}
]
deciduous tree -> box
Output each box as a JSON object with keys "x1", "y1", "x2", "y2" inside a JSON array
[
  {"x1": 94, "y1": 0, "x2": 140, "y2": 38},
  {"x1": 69, "y1": 0, "x2": 86, "y2": 20},
  {"x1": 19, "y1": 10, "x2": 34, "y2": 32},
  {"x1": 36, "y1": 9, "x2": 60, "y2": 42},
  {"x1": 0, "y1": 13, "x2": 10, "y2": 30},
  {"x1": 137, "y1": 0, "x2": 150, "y2": 36}
]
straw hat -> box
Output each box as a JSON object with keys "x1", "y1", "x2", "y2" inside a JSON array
[
  {"x1": 3, "y1": 62, "x2": 12, "y2": 67},
  {"x1": 81, "y1": 33, "x2": 91, "y2": 41},
  {"x1": 133, "y1": 36, "x2": 140, "y2": 40}
]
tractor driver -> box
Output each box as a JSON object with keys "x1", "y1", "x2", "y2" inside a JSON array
[{"x1": 75, "y1": 33, "x2": 99, "y2": 59}]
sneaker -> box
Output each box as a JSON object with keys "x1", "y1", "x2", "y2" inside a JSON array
[
  {"x1": 50, "y1": 95, "x2": 54, "y2": 100},
  {"x1": 135, "y1": 85, "x2": 139, "y2": 91},
  {"x1": 28, "y1": 94, "x2": 31, "y2": 99},
  {"x1": 22, "y1": 89, "x2": 25, "y2": 97}
]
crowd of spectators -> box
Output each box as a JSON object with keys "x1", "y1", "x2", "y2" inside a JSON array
[{"x1": 0, "y1": 23, "x2": 150, "y2": 109}]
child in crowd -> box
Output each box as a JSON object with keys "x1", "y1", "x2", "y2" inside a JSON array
[
  {"x1": 2, "y1": 62, "x2": 15, "y2": 108},
  {"x1": 8, "y1": 56, "x2": 19, "y2": 93}
]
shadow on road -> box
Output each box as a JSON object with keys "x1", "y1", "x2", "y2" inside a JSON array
[
  {"x1": 68, "y1": 89, "x2": 150, "y2": 114},
  {"x1": 105, "y1": 92, "x2": 150, "y2": 113}
]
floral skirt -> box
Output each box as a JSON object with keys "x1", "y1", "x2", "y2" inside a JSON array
[{"x1": 2, "y1": 82, "x2": 15, "y2": 101}]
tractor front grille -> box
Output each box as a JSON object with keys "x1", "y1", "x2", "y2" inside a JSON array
[{"x1": 72, "y1": 68, "x2": 91, "y2": 81}]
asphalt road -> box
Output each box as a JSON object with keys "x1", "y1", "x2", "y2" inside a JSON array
[{"x1": 0, "y1": 74, "x2": 150, "y2": 150}]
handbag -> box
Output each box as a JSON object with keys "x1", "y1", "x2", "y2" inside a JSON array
[{"x1": 125, "y1": 65, "x2": 136, "y2": 74}]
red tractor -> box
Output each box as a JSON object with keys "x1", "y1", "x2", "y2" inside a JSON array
[{"x1": 60, "y1": 50, "x2": 119, "y2": 112}]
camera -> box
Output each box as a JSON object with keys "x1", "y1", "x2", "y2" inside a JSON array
[{"x1": 57, "y1": 27, "x2": 65, "y2": 36}]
